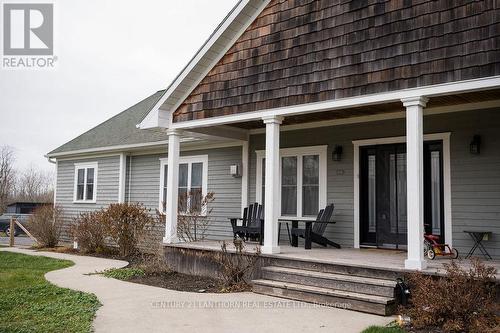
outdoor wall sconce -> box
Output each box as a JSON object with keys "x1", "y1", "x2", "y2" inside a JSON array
[
  {"x1": 332, "y1": 145, "x2": 343, "y2": 161},
  {"x1": 229, "y1": 164, "x2": 241, "y2": 177},
  {"x1": 470, "y1": 135, "x2": 481, "y2": 155}
]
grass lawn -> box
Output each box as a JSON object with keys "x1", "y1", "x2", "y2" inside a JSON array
[
  {"x1": 361, "y1": 326, "x2": 406, "y2": 333},
  {"x1": 0, "y1": 251, "x2": 100, "y2": 333}
]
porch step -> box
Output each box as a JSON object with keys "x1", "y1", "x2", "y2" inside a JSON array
[
  {"x1": 252, "y1": 279, "x2": 396, "y2": 316},
  {"x1": 261, "y1": 266, "x2": 397, "y2": 298}
]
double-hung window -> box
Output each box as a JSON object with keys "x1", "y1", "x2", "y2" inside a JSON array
[
  {"x1": 256, "y1": 146, "x2": 327, "y2": 218},
  {"x1": 73, "y1": 162, "x2": 98, "y2": 203},
  {"x1": 159, "y1": 155, "x2": 208, "y2": 215}
]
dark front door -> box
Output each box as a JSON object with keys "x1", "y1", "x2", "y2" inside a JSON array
[{"x1": 360, "y1": 141, "x2": 444, "y2": 249}]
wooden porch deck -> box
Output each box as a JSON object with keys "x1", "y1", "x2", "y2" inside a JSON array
[{"x1": 168, "y1": 240, "x2": 500, "y2": 280}]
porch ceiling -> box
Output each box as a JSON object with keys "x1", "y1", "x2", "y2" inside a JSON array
[{"x1": 228, "y1": 88, "x2": 500, "y2": 130}]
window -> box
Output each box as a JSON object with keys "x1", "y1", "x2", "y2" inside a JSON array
[
  {"x1": 73, "y1": 162, "x2": 98, "y2": 203},
  {"x1": 159, "y1": 156, "x2": 208, "y2": 215},
  {"x1": 256, "y1": 146, "x2": 327, "y2": 218}
]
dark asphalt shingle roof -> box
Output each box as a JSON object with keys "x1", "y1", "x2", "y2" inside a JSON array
[{"x1": 48, "y1": 90, "x2": 167, "y2": 156}]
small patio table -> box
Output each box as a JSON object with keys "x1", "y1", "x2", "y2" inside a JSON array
[
  {"x1": 278, "y1": 219, "x2": 337, "y2": 250},
  {"x1": 463, "y1": 230, "x2": 493, "y2": 260}
]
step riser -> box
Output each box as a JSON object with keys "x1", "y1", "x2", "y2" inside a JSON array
[
  {"x1": 262, "y1": 271, "x2": 396, "y2": 298},
  {"x1": 271, "y1": 260, "x2": 400, "y2": 280},
  {"x1": 253, "y1": 284, "x2": 395, "y2": 316}
]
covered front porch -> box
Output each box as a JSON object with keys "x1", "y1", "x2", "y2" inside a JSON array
[
  {"x1": 157, "y1": 81, "x2": 500, "y2": 271},
  {"x1": 165, "y1": 240, "x2": 500, "y2": 281}
]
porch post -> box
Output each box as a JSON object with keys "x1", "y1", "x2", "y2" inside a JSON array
[
  {"x1": 163, "y1": 129, "x2": 182, "y2": 244},
  {"x1": 402, "y1": 96, "x2": 429, "y2": 270},
  {"x1": 262, "y1": 115, "x2": 283, "y2": 254}
]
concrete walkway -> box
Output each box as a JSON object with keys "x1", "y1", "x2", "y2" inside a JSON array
[{"x1": 1, "y1": 247, "x2": 392, "y2": 333}]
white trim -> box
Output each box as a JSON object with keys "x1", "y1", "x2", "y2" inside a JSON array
[
  {"x1": 53, "y1": 160, "x2": 58, "y2": 206},
  {"x1": 256, "y1": 145, "x2": 328, "y2": 219},
  {"x1": 50, "y1": 98, "x2": 500, "y2": 161},
  {"x1": 73, "y1": 162, "x2": 98, "y2": 204},
  {"x1": 139, "y1": 0, "x2": 271, "y2": 130},
  {"x1": 442, "y1": 134, "x2": 452, "y2": 248},
  {"x1": 48, "y1": 141, "x2": 169, "y2": 158},
  {"x1": 118, "y1": 153, "x2": 126, "y2": 203},
  {"x1": 241, "y1": 141, "x2": 249, "y2": 214},
  {"x1": 352, "y1": 132, "x2": 452, "y2": 250},
  {"x1": 159, "y1": 155, "x2": 209, "y2": 215},
  {"x1": 127, "y1": 155, "x2": 133, "y2": 204},
  {"x1": 50, "y1": 140, "x2": 244, "y2": 160},
  {"x1": 167, "y1": 76, "x2": 500, "y2": 130},
  {"x1": 249, "y1": 100, "x2": 500, "y2": 134}
]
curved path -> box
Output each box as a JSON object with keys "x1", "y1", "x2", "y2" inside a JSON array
[{"x1": 1, "y1": 247, "x2": 391, "y2": 333}]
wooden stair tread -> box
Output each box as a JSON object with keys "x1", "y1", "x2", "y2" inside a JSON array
[
  {"x1": 252, "y1": 279, "x2": 395, "y2": 305},
  {"x1": 263, "y1": 266, "x2": 397, "y2": 287}
]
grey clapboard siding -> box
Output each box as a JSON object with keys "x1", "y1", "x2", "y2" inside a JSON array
[
  {"x1": 127, "y1": 146, "x2": 242, "y2": 240},
  {"x1": 56, "y1": 156, "x2": 120, "y2": 241},
  {"x1": 249, "y1": 108, "x2": 500, "y2": 258}
]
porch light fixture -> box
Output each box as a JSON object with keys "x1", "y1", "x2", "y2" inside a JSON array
[
  {"x1": 470, "y1": 135, "x2": 481, "y2": 155},
  {"x1": 332, "y1": 145, "x2": 343, "y2": 161}
]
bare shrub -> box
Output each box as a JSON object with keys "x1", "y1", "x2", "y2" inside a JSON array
[
  {"x1": 71, "y1": 211, "x2": 107, "y2": 254},
  {"x1": 212, "y1": 241, "x2": 261, "y2": 292},
  {"x1": 101, "y1": 203, "x2": 154, "y2": 257},
  {"x1": 135, "y1": 243, "x2": 171, "y2": 275},
  {"x1": 27, "y1": 205, "x2": 63, "y2": 248},
  {"x1": 177, "y1": 191, "x2": 215, "y2": 242},
  {"x1": 402, "y1": 259, "x2": 499, "y2": 333}
]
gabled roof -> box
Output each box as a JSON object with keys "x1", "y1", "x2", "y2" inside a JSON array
[
  {"x1": 138, "y1": 0, "x2": 270, "y2": 129},
  {"x1": 139, "y1": 0, "x2": 500, "y2": 129},
  {"x1": 47, "y1": 90, "x2": 166, "y2": 157}
]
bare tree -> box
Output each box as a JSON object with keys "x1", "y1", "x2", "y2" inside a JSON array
[
  {"x1": 15, "y1": 165, "x2": 54, "y2": 203},
  {"x1": 0, "y1": 146, "x2": 16, "y2": 213}
]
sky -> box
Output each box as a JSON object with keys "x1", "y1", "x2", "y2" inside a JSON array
[{"x1": 0, "y1": 0, "x2": 238, "y2": 173}]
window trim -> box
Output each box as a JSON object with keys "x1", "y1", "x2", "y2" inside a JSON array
[
  {"x1": 73, "y1": 162, "x2": 98, "y2": 203},
  {"x1": 159, "y1": 155, "x2": 209, "y2": 215},
  {"x1": 256, "y1": 145, "x2": 327, "y2": 219}
]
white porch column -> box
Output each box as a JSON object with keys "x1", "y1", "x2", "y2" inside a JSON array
[
  {"x1": 262, "y1": 115, "x2": 283, "y2": 254},
  {"x1": 402, "y1": 96, "x2": 429, "y2": 270},
  {"x1": 163, "y1": 129, "x2": 182, "y2": 244}
]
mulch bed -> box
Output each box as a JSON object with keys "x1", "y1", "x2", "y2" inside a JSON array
[
  {"x1": 127, "y1": 271, "x2": 223, "y2": 293},
  {"x1": 35, "y1": 246, "x2": 251, "y2": 293}
]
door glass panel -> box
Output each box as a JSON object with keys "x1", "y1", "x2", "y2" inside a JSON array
[
  {"x1": 368, "y1": 155, "x2": 376, "y2": 233},
  {"x1": 431, "y1": 151, "x2": 441, "y2": 235},
  {"x1": 389, "y1": 154, "x2": 397, "y2": 233},
  {"x1": 396, "y1": 153, "x2": 407, "y2": 234},
  {"x1": 302, "y1": 155, "x2": 319, "y2": 216},
  {"x1": 281, "y1": 156, "x2": 297, "y2": 215},
  {"x1": 261, "y1": 158, "x2": 265, "y2": 205}
]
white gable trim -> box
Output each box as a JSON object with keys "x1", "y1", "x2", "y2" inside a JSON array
[
  {"x1": 167, "y1": 76, "x2": 500, "y2": 130},
  {"x1": 138, "y1": 0, "x2": 271, "y2": 130}
]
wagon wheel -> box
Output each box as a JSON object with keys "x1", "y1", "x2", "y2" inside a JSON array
[{"x1": 427, "y1": 249, "x2": 436, "y2": 260}]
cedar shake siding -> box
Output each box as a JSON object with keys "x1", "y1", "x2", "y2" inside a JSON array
[{"x1": 174, "y1": 0, "x2": 500, "y2": 122}]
